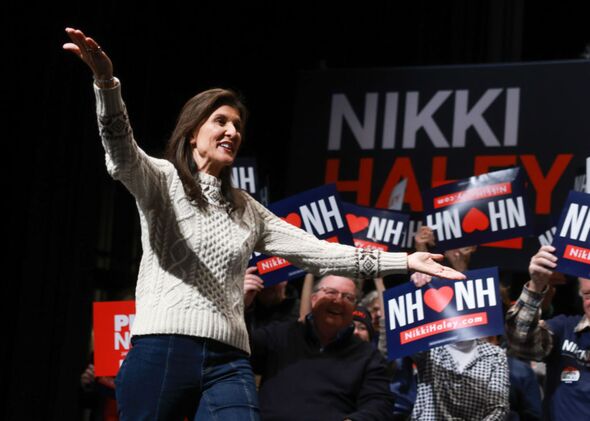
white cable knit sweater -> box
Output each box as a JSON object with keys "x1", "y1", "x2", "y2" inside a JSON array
[{"x1": 93, "y1": 80, "x2": 408, "y2": 354}]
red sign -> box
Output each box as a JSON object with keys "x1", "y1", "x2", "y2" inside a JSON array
[
  {"x1": 433, "y1": 182, "x2": 512, "y2": 209},
  {"x1": 563, "y1": 244, "x2": 590, "y2": 264},
  {"x1": 93, "y1": 300, "x2": 136, "y2": 377}
]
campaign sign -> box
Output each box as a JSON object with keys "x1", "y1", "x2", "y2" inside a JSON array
[
  {"x1": 423, "y1": 167, "x2": 533, "y2": 251},
  {"x1": 249, "y1": 184, "x2": 354, "y2": 286},
  {"x1": 232, "y1": 157, "x2": 261, "y2": 200},
  {"x1": 384, "y1": 267, "x2": 504, "y2": 360},
  {"x1": 341, "y1": 202, "x2": 409, "y2": 251},
  {"x1": 538, "y1": 225, "x2": 557, "y2": 247},
  {"x1": 552, "y1": 191, "x2": 590, "y2": 278},
  {"x1": 400, "y1": 213, "x2": 425, "y2": 251},
  {"x1": 93, "y1": 300, "x2": 135, "y2": 377}
]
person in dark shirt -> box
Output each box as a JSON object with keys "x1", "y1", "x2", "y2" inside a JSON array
[{"x1": 249, "y1": 275, "x2": 394, "y2": 421}]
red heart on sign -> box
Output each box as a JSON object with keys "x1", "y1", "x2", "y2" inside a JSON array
[
  {"x1": 346, "y1": 214, "x2": 369, "y2": 234},
  {"x1": 424, "y1": 286, "x2": 454, "y2": 313},
  {"x1": 282, "y1": 212, "x2": 302, "y2": 228},
  {"x1": 462, "y1": 207, "x2": 490, "y2": 233}
]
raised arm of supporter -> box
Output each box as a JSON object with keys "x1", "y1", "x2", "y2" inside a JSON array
[
  {"x1": 298, "y1": 273, "x2": 314, "y2": 321},
  {"x1": 505, "y1": 245, "x2": 557, "y2": 361}
]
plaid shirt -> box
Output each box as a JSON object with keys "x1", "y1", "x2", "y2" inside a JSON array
[
  {"x1": 504, "y1": 282, "x2": 590, "y2": 361},
  {"x1": 411, "y1": 340, "x2": 509, "y2": 421},
  {"x1": 504, "y1": 282, "x2": 554, "y2": 361}
]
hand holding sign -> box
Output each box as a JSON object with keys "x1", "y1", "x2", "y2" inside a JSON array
[
  {"x1": 528, "y1": 245, "x2": 558, "y2": 293},
  {"x1": 444, "y1": 246, "x2": 478, "y2": 273},
  {"x1": 414, "y1": 226, "x2": 435, "y2": 252},
  {"x1": 408, "y1": 252, "x2": 466, "y2": 280},
  {"x1": 244, "y1": 267, "x2": 264, "y2": 308}
]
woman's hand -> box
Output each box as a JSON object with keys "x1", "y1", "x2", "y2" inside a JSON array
[
  {"x1": 63, "y1": 27, "x2": 113, "y2": 85},
  {"x1": 243, "y1": 266, "x2": 264, "y2": 308},
  {"x1": 408, "y1": 252, "x2": 466, "y2": 280}
]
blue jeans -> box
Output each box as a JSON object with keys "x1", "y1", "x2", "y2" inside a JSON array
[{"x1": 115, "y1": 335, "x2": 260, "y2": 421}]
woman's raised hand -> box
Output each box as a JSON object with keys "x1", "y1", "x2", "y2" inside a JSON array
[{"x1": 63, "y1": 27, "x2": 113, "y2": 83}]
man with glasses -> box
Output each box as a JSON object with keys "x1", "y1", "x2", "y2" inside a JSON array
[{"x1": 249, "y1": 275, "x2": 394, "y2": 421}]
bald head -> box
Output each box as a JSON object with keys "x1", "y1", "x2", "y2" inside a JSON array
[{"x1": 311, "y1": 276, "x2": 357, "y2": 340}]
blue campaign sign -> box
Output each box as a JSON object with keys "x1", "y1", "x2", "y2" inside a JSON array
[
  {"x1": 423, "y1": 167, "x2": 533, "y2": 251},
  {"x1": 341, "y1": 202, "x2": 409, "y2": 252},
  {"x1": 383, "y1": 267, "x2": 504, "y2": 360},
  {"x1": 552, "y1": 191, "x2": 590, "y2": 278},
  {"x1": 232, "y1": 157, "x2": 262, "y2": 201},
  {"x1": 249, "y1": 184, "x2": 354, "y2": 286}
]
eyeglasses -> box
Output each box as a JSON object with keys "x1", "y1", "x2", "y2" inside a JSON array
[{"x1": 315, "y1": 287, "x2": 357, "y2": 304}]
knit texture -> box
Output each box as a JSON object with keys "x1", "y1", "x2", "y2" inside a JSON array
[{"x1": 93, "y1": 80, "x2": 408, "y2": 354}]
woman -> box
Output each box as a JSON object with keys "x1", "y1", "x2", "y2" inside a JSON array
[{"x1": 64, "y1": 27, "x2": 465, "y2": 421}]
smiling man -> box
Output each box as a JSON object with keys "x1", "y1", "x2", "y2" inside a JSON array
[{"x1": 249, "y1": 275, "x2": 394, "y2": 421}]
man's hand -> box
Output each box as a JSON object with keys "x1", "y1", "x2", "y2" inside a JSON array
[
  {"x1": 244, "y1": 266, "x2": 264, "y2": 308},
  {"x1": 414, "y1": 226, "x2": 435, "y2": 252},
  {"x1": 444, "y1": 245, "x2": 477, "y2": 272},
  {"x1": 528, "y1": 245, "x2": 557, "y2": 293}
]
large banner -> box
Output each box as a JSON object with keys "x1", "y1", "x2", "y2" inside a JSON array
[
  {"x1": 93, "y1": 300, "x2": 135, "y2": 377},
  {"x1": 249, "y1": 184, "x2": 354, "y2": 286},
  {"x1": 288, "y1": 61, "x2": 590, "y2": 269},
  {"x1": 553, "y1": 191, "x2": 590, "y2": 278},
  {"x1": 383, "y1": 267, "x2": 504, "y2": 360}
]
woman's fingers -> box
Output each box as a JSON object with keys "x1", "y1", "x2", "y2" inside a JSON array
[{"x1": 64, "y1": 27, "x2": 113, "y2": 78}]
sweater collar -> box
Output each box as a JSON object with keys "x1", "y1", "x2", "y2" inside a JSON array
[
  {"x1": 195, "y1": 171, "x2": 225, "y2": 207},
  {"x1": 196, "y1": 171, "x2": 222, "y2": 188}
]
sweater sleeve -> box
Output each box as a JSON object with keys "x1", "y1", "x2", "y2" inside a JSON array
[
  {"x1": 93, "y1": 80, "x2": 169, "y2": 209},
  {"x1": 247, "y1": 194, "x2": 407, "y2": 279}
]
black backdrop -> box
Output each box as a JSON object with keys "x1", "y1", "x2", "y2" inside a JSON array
[{"x1": 3, "y1": 1, "x2": 590, "y2": 419}]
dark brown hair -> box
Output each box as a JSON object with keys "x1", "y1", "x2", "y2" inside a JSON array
[{"x1": 165, "y1": 88, "x2": 248, "y2": 213}]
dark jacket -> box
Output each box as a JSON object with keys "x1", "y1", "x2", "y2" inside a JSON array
[
  {"x1": 251, "y1": 316, "x2": 394, "y2": 421},
  {"x1": 507, "y1": 356, "x2": 542, "y2": 421},
  {"x1": 544, "y1": 314, "x2": 590, "y2": 421}
]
